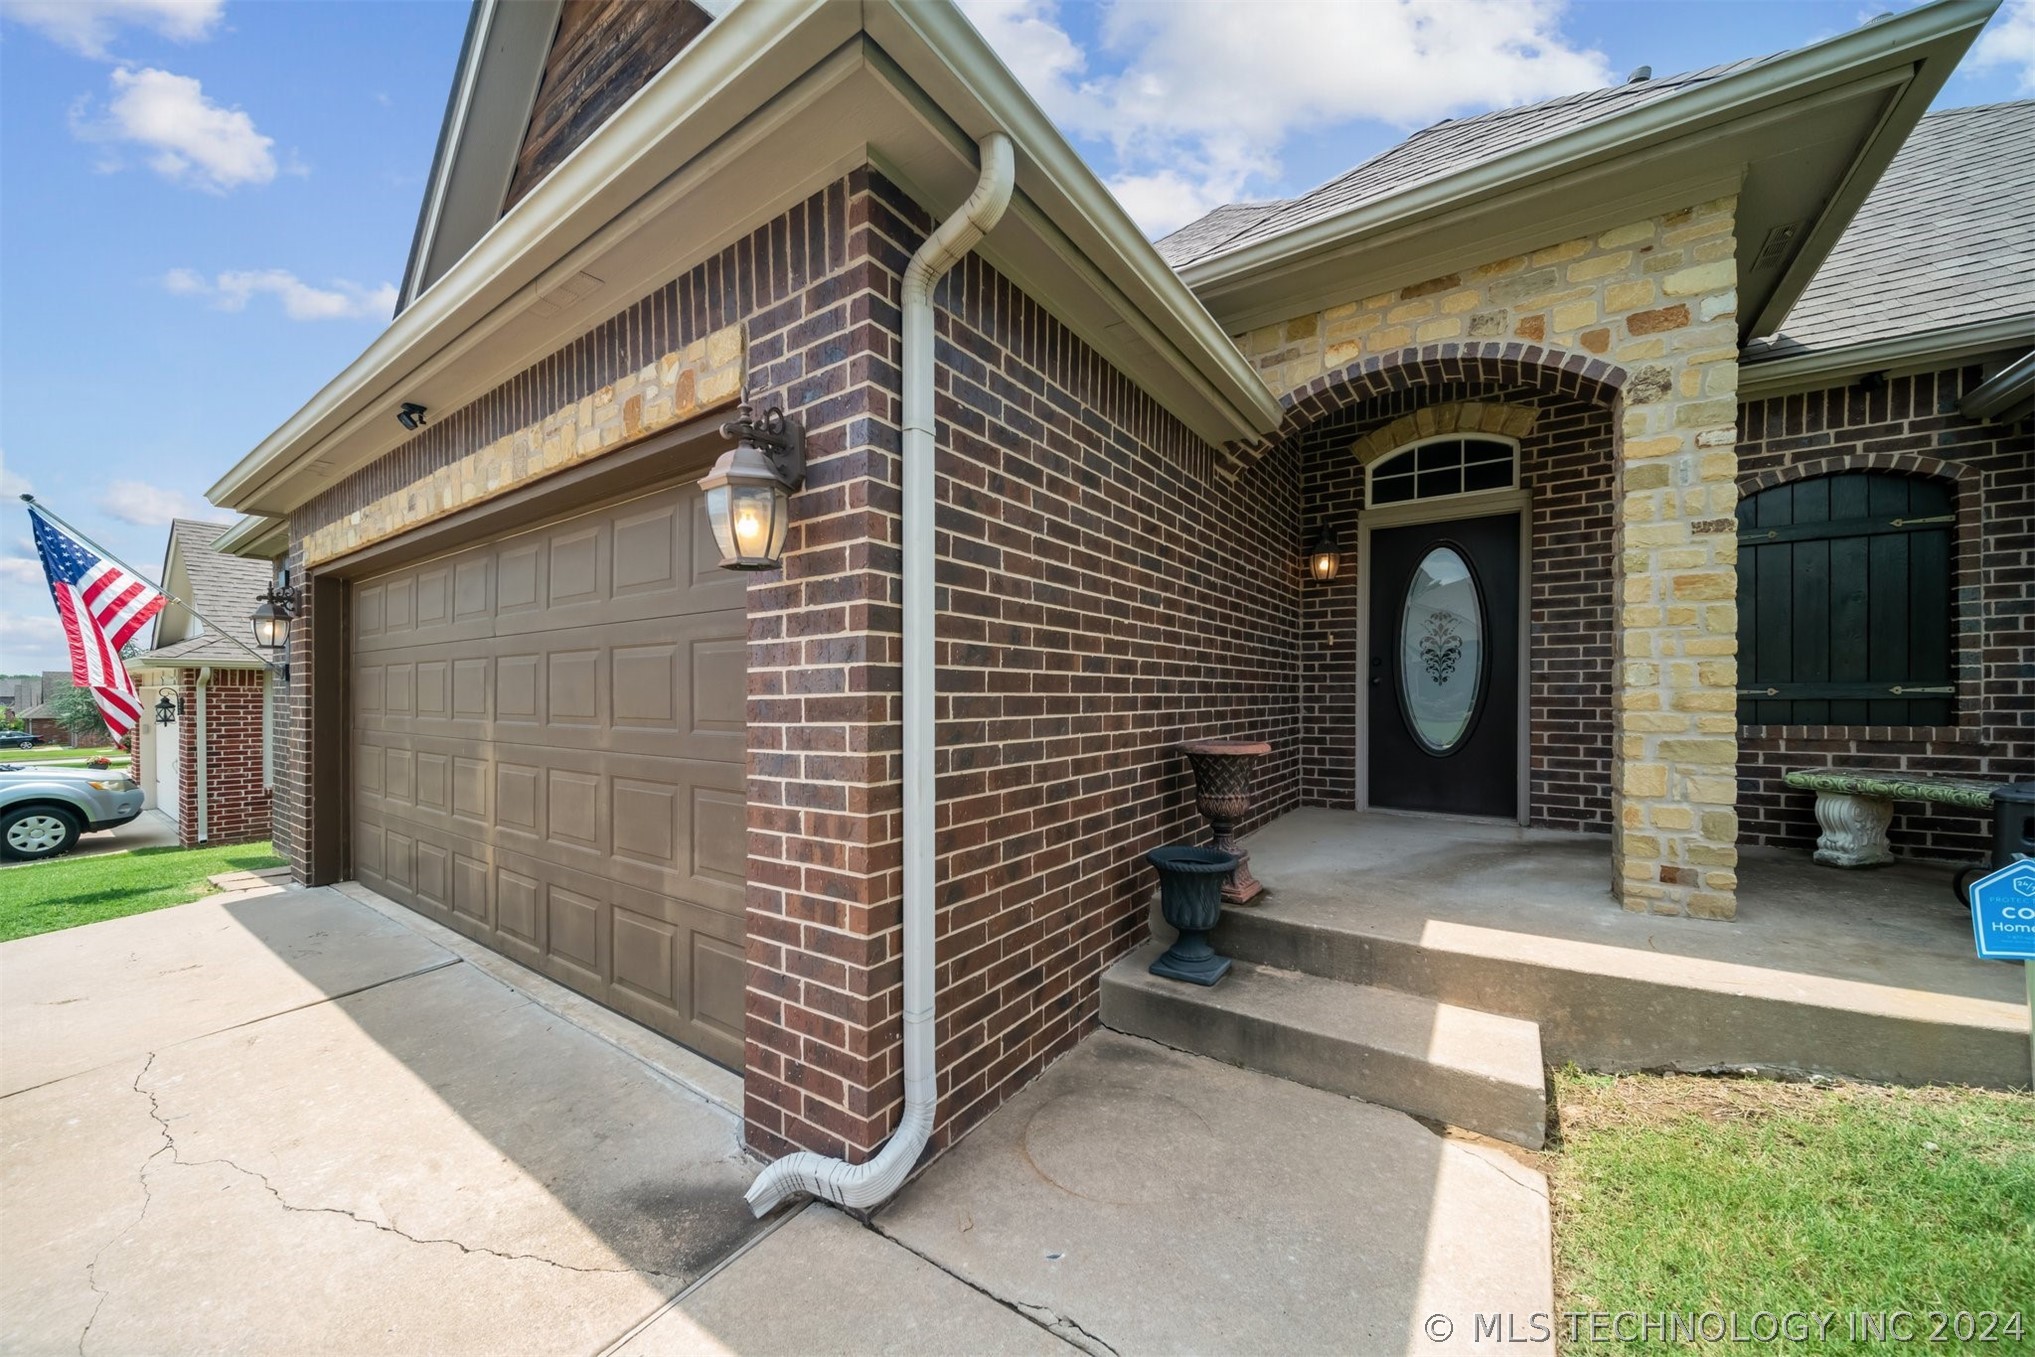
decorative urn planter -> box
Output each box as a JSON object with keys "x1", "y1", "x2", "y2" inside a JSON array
[
  {"x1": 1176, "y1": 739, "x2": 1270, "y2": 904},
  {"x1": 1146, "y1": 845, "x2": 1239, "y2": 986}
]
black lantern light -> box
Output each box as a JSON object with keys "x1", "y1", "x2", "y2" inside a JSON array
[
  {"x1": 154, "y1": 687, "x2": 180, "y2": 726},
  {"x1": 1308, "y1": 524, "x2": 1341, "y2": 581},
  {"x1": 700, "y1": 401, "x2": 805, "y2": 570},
  {"x1": 250, "y1": 572, "x2": 299, "y2": 651}
]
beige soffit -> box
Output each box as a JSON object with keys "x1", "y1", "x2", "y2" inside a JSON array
[
  {"x1": 1175, "y1": 0, "x2": 1998, "y2": 340},
  {"x1": 1738, "y1": 313, "x2": 2035, "y2": 398},
  {"x1": 212, "y1": 515, "x2": 290, "y2": 560},
  {"x1": 207, "y1": 0, "x2": 1281, "y2": 519}
]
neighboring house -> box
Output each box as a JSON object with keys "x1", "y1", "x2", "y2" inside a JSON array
[
  {"x1": 128, "y1": 520, "x2": 278, "y2": 847},
  {"x1": 16, "y1": 671, "x2": 89, "y2": 746},
  {"x1": 205, "y1": 0, "x2": 2023, "y2": 1182},
  {"x1": 0, "y1": 674, "x2": 46, "y2": 724}
]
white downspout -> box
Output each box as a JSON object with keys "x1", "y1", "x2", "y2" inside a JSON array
[
  {"x1": 195, "y1": 667, "x2": 211, "y2": 843},
  {"x1": 746, "y1": 132, "x2": 1014, "y2": 1218}
]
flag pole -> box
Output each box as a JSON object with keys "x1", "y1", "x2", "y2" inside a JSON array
[{"x1": 20, "y1": 494, "x2": 281, "y2": 673}]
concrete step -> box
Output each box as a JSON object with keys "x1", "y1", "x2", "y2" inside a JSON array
[
  {"x1": 1205, "y1": 898, "x2": 2032, "y2": 1090},
  {"x1": 1101, "y1": 939, "x2": 1548, "y2": 1148}
]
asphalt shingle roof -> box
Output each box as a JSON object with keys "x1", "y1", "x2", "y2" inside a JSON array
[
  {"x1": 1155, "y1": 58, "x2": 1773, "y2": 269},
  {"x1": 1743, "y1": 100, "x2": 2035, "y2": 362},
  {"x1": 134, "y1": 519, "x2": 274, "y2": 668}
]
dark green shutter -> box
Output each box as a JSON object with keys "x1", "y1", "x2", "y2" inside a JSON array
[{"x1": 1735, "y1": 472, "x2": 1954, "y2": 726}]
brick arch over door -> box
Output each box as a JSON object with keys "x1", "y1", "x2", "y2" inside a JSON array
[
  {"x1": 1735, "y1": 451, "x2": 1984, "y2": 734},
  {"x1": 1239, "y1": 341, "x2": 1630, "y2": 463},
  {"x1": 1288, "y1": 351, "x2": 1626, "y2": 832}
]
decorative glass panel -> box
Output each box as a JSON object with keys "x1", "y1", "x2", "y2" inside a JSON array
[
  {"x1": 1368, "y1": 437, "x2": 1516, "y2": 506},
  {"x1": 1398, "y1": 546, "x2": 1484, "y2": 753}
]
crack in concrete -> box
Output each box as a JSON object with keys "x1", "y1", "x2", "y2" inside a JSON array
[
  {"x1": 862, "y1": 1217, "x2": 1119, "y2": 1357},
  {"x1": 76, "y1": 1056, "x2": 170, "y2": 1356},
  {"x1": 123, "y1": 1052, "x2": 668, "y2": 1284}
]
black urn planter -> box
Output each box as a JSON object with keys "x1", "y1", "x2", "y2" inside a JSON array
[{"x1": 1146, "y1": 845, "x2": 1239, "y2": 986}]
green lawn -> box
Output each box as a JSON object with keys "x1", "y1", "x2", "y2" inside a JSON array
[
  {"x1": 0, "y1": 746, "x2": 130, "y2": 767},
  {"x1": 0, "y1": 842, "x2": 287, "y2": 943},
  {"x1": 1549, "y1": 1069, "x2": 2035, "y2": 1355}
]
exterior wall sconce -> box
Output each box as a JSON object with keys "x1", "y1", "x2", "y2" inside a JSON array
[
  {"x1": 154, "y1": 687, "x2": 182, "y2": 726},
  {"x1": 701, "y1": 401, "x2": 805, "y2": 570},
  {"x1": 1309, "y1": 524, "x2": 1341, "y2": 581},
  {"x1": 250, "y1": 573, "x2": 299, "y2": 651}
]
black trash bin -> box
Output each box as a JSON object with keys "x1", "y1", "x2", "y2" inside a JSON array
[{"x1": 1957, "y1": 782, "x2": 2035, "y2": 907}]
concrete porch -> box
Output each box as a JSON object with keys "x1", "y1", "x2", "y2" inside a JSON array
[{"x1": 1104, "y1": 809, "x2": 2029, "y2": 1148}]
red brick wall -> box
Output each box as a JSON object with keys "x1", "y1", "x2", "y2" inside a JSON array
[
  {"x1": 1736, "y1": 366, "x2": 2033, "y2": 860},
  {"x1": 750, "y1": 176, "x2": 1304, "y2": 1162},
  {"x1": 170, "y1": 668, "x2": 270, "y2": 848},
  {"x1": 1297, "y1": 383, "x2": 1617, "y2": 832}
]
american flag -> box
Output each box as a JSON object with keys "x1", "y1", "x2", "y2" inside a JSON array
[{"x1": 30, "y1": 507, "x2": 166, "y2": 736}]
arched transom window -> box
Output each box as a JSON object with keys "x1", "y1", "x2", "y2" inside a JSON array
[{"x1": 1366, "y1": 436, "x2": 1518, "y2": 507}]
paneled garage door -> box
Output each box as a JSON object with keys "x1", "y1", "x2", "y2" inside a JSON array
[{"x1": 350, "y1": 482, "x2": 749, "y2": 1069}]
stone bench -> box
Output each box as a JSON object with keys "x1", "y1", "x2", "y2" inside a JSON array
[{"x1": 1783, "y1": 769, "x2": 2001, "y2": 868}]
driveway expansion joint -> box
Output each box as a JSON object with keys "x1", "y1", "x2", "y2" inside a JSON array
[
  {"x1": 127, "y1": 1051, "x2": 667, "y2": 1282},
  {"x1": 864, "y1": 1215, "x2": 1117, "y2": 1356}
]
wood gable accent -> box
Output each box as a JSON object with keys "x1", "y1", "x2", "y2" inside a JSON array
[{"x1": 502, "y1": 0, "x2": 715, "y2": 213}]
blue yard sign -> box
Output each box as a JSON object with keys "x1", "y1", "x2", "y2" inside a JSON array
[{"x1": 1970, "y1": 860, "x2": 2035, "y2": 961}]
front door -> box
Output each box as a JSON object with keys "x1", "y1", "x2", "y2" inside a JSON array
[{"x1": 1367, "y1": 511, "x2": 1520, "y2": 818}]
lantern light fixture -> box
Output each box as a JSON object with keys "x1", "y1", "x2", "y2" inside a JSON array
[
  {"x1": 154, "y1": 687, "x2": 181, "y2": 726},
  {"x1": 1308, "y1": 524, "x2": 1341, "y2": 582},
  {"x1": 700, "y1": 401, "x2": 805, "y2": 570},
  {"x1": 250, "y1": 572, "x2": 299, "y2": 651}
]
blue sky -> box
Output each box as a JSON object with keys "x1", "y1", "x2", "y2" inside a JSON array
[{"x1": 2, "y1": 0, "x2": 2030, "y2": 674}]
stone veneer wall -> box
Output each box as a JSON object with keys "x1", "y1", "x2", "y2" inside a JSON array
[
  {"x1": 1242, "y1": 196, "x2": 1745, "y2": 917},
  {"x1": 1736, "y1": 366, "x2": 2034, "y2": 860}
]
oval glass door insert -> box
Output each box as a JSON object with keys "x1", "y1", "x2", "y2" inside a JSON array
[{"x1": 1398, "y1": 546, "x2": 1484, "y2": 754}]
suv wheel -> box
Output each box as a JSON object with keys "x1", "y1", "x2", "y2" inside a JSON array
[{"x1": 2, "y1": 806, "x2": 82, "y2": 861}]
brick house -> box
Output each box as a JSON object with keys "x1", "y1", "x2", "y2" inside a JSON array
[
  {"x1": 127, "y1": 520, "x2": 278, "y2": 847},
  {"x1": 205, "y1": 0, "x2": 2023, "y2": 1203}
]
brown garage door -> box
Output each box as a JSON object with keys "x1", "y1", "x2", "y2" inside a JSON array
[{"x1": 350, "y1": 482, "x2": 749, "y2": 1069}]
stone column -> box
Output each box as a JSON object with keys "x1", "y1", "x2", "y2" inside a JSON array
[{"x1": 1608, "y1": 196, "x2": 1743, "y2": 919}]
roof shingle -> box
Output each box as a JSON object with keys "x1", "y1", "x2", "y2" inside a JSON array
[{"x1": 1743, "y1": 100, "x2": 2035, "y2": 362}]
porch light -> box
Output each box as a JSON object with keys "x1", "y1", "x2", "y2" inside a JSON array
[
  {"x1": 250, "y1": 573, "x2": 298, "y2": 650},
  {"x1": 154, "y1": 688, "x2": 180, "y2": 726},
  {"x1": 700, "y1": 402, "x2": 805, "y2": 570},
  {"x1": 1308, "y1": 524, "x2": 1341, "y2": 581}
]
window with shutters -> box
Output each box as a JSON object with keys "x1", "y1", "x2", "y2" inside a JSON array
[{"x1": 1736, "y1": 471, "x2": 1955, "y2": 726}]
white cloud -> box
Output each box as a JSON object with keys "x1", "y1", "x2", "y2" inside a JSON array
[
  {"x1": 162, "y1": 267, "x2": 396, "y2": 321},
  {"x1": 1971, "y1": 0, "x2": 2035, "y2": 92},
  {"x1": 959, "y1": 0, "x2": 1613, "y2": 234},
  {"x1": 74, "y1": 66, "x2": 276, "y2": 193},
  {"x1": 0, "y1": 0, "x2": 223, "y2": 60},
  {"x1": 0, "y1": 555, "x2": 43, "y2": 589},
  {"x1": 99, "y1": 479, "x2": 209, "y2": 526}
]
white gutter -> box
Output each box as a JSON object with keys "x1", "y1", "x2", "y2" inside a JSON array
[
  {"x1": 195, "y1": 667, "x2": 211, "y2": 844},
  {"x1": 745, "y1": 130, "x2": 1014, "y2": 1219}
]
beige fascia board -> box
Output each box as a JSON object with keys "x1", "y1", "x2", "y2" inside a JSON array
[
  {"x1": 211, "y1": 0, "x2": 1282, "y2": 516},
  {"x1": 212, "y1": 515, "x2": 289, "y2": 559},
  {"x1": 859, "y1": 42, "x2": 1275, "y2": 443},
  {"x1": 207, "y1": 0, "x2": 856, "y2": 512},
  {"x1": 865, "y1": 0, "x2": 1281, "y2": 435},
  {"x1": 1180, "y1": 0, "x2": 1996, "y2": 294},
  {"x1": 1738, "y1": 314, "x2": 2035, "y2": 397}
]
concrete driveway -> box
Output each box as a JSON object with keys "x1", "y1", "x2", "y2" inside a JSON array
[
  {"x1": 0, "y1": 807, "x2": 178, "y2": 869},
  {"x1": 1, "y1": 882, "x2": 763, "y2": 1355}
]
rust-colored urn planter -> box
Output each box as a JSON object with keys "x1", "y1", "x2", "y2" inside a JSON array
[{"x1": 1176, "y1": 739, "x2": 1270, "y2": 905}]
